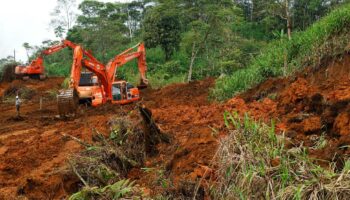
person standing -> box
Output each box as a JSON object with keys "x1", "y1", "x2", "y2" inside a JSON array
[{"x1": 15, "y1": 95, "x2": 21, "y2": 117}]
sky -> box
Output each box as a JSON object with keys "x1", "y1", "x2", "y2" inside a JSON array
[{"x1": 0, "y1": 0, "x2": 131, "y2": 62}]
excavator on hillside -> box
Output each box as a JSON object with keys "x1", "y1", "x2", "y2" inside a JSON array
[
  {"x1": 15, "y1": 40, "x2": 78, "y2": 80},
  {"x1": 57, "y1": 43, "x2": 148, "y2": 116}
]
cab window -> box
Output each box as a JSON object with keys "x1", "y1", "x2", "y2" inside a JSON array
[{"x1": 112, "y1": 84, "x2": 121, "y2": 100}]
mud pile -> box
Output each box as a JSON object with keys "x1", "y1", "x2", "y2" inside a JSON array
[
  {"x1": 135, "y1": 78, "x2": 225, "y2": 197},
  {"x1": 227, "y1": 53, "x2": 350, "y2": 168}
]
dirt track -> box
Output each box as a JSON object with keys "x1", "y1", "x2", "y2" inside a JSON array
[{"x1": 1, "y1": 53, "x2": 350, "y2": 199}]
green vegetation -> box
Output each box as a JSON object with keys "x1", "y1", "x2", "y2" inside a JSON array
[
  {"x1": 1, "y1": 0, "x2": 349, "y2": 92},
  {"x1": 44, "y1": 48, "x2": 72, "y2": 76},
  {"x1": 212, "y1": 112, "x2": 350, "y2": 199},
  {"x1": 2, "y1": 0, "x2": 345, "y2": 88},
  {"x1": 0, "y1": 58, "x2": 17, "y2": 82},
  {"x1": 212, "y1": 3, "x2": 350, "y2": 101},
  {"x1": 69, "y1": 179, "x2": 139, "y2": 200}
]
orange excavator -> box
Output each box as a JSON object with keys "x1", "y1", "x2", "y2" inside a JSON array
[
  {"x1": 57, "y1": 42, "x2": 148, "y2": 116},
  {"x1": 15, "y1": 40, "x2": 80, "y2": 80},
  {"x1": 14, "y1": 39, "x2": 107, "y2": 87}
]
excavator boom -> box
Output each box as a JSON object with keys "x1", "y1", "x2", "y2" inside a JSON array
[
  {"x1": 57, "y1": 46, "x2": 83, "y2": 116},
  {"x1": 105, "y1": 43, "x2": 148, "y2": 99},
  {"x1": 15, "y1": 40, "x2": 79, "y2": 80}
]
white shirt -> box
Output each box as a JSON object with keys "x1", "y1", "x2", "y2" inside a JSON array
[{"x1": 15, "y1": 98, "x2": 21, "y2": 106}]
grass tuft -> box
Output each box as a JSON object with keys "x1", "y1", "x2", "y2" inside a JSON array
[{"x1": 211, "y1": 112, "x2": 350, "y2": 199}]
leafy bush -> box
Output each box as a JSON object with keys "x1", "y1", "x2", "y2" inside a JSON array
[
  {"x1": 1, "y1": 62, "x2": 18, "y2": 82},
  {"x1": 67, "y1": 116, "x2": 147, "y2": 199},
  {"x1": 212, "y1": 3, "x2": 350, "y2": 101}
]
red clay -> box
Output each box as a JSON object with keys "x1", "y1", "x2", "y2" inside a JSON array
[
  {"x1": 1, "y1": 53, "x2": 350, "y2": 199},
  {"x1": 231, "y1": 53, "x2": 350, "y2": 168},
  {"x1": 0, "y1": 78, "x2": 136, "y2": 199}
]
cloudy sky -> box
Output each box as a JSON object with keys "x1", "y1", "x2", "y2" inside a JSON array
[{"x1": 0, "y1": 0, "x2": 130, "y2": 62}]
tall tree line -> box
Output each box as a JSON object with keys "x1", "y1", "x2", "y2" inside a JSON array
[{"x1": 18, "y1": 0, "x2": 350, "y2": 80}]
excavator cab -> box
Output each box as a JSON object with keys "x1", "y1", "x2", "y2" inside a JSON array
[
  {"x1": 111, "y1": 81, "x2": 140, "y2": 104},
  {"x1": 78, "y1": 71, "x2": 104, "y2": 107}
]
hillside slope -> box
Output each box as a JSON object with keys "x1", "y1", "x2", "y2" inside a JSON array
[{"x1": 1, "y1": 52, "x2": 350, "y2": 199}]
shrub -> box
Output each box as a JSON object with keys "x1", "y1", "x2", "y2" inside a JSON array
[{"x1": 1, "y1": 62, "x2": 18, "y2": 82}]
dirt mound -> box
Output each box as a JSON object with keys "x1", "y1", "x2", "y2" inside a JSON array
[
  {"x1": 3, "y1": 84, "x2": 36, "y2": 100},
  {"x1": 135, "y1": 78, "x2": 225, "y2": 197},
  {"x1": 228, "y1": 53, "x2": 350, "y2": 168},
  {"x1": 0, "y1": 77, "x2": 64, "y2": 98},
  {"x1": 143, "y1": 78, "x2": 214, "y2": 107}
]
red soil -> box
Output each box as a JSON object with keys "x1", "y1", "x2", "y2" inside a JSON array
[
  {"x1": 0, "y1": 78, "x2": 137, "y2": 199},
  {"x1": 1, "y1": 53, "x2": 350, "y2": 199},
  {"x1": 135, "y1": 79, "x2": 225, "y2": 196},
  {"x1": 231, "y1": 53, "x2": 350, "y2": 168}
]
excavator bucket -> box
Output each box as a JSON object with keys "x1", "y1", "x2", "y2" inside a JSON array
[
  {"x1": 137, "y1": 79, "x2": 148, "y2": 89},
  {"x1": 57, "y1": 89, "x2": 79, "y2": 117}
]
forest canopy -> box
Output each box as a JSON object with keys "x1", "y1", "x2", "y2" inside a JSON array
[{"x1": 2, "y1": 0, "x2": 349, "y2": 88}]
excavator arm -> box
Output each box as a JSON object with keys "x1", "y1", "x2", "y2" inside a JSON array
[
  {"x1": 106, "y1": 43, "x2": 148, "y2": 88},
  {"x1": 41, "y1": 40, "x2": 76, "y2": 55},
  {"x1": 82, "y1": 58, "x2": 109, "y2": 100},
  {"x1": 15, "y1": 40, "x2": 79, "y2": 80},
  {"x1": 57, "y1": 45, "x2": 83, "y2": 116}
]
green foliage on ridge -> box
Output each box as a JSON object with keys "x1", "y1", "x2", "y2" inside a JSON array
[
  {"x1": 212, "y1": 3, "x2": 350, "y2": 101},
  {"x1": 3, "y1": 0, "x2": 348, "y2": 89}
]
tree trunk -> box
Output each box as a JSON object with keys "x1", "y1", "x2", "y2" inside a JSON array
[
  {"x1": 127, "y1": 8, "x2": 133, "y2": 40},
  {"x1": 251, "y1": 0, "x2": 254, "y2": 22},
  {"x1": 285, "y1": 0, "x2": 292, "y2": 40},
  {"x1": 187, "y1": 42, "x2": 197, "y2": 82}
]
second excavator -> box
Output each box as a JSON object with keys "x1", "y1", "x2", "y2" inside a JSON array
[
  {"x1": 15, "y1": 40, "x2": 78, "y2": 80},
  {"x1": 57, "y1": 42, "x2": 148, "y2": 116}
]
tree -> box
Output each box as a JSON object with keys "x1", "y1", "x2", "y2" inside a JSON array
[
  {"x1": 50, "y1": 0, "x2": 77, "y2": 37},
  {"x1": 54, "y1": 25, "x2": 65, "y2": 38},
  {"x1": 22, "y1": 42, "x2": 33, "y2": 61},
  {"x1": 125, "y1": 1, "x2": 145, "y2": 39},
  {"x1": 177, "y1": 0, "x2": 243, "y2": 81},
  {"x1": 67, "y1": 0, "x2": 130, "y2": 62},
  {"x1": 143, "y1": 3, "x2": 181, "y2": 61}
]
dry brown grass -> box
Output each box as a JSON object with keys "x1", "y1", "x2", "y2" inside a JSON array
[
  {"x1": 211, "y1": 112, "x2": 350, "y2": 200},
  {"x1": 67, "y1": 116, "x2": 147, "y2": 199}
]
